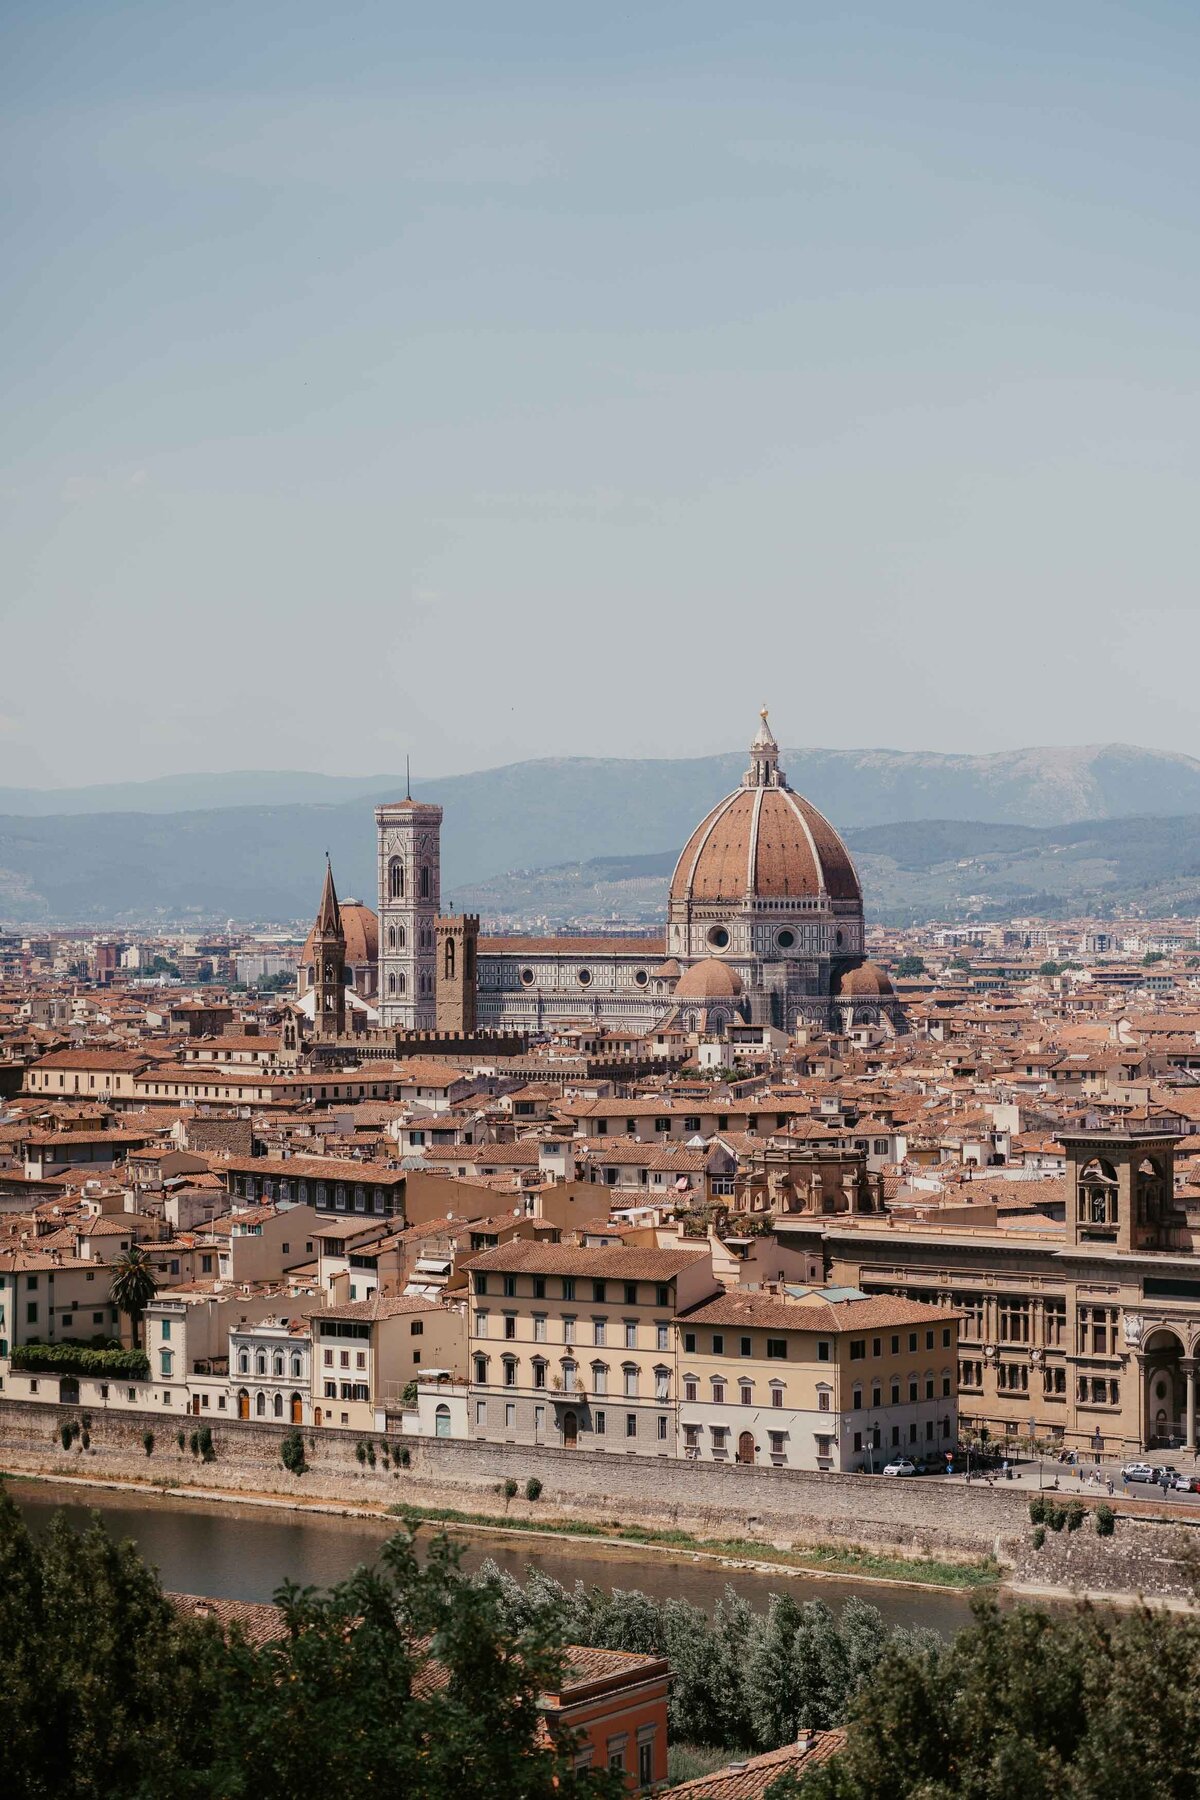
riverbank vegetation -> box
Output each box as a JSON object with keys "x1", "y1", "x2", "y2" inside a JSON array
[
  {"x1": 0, "y1": 1488, "x2": 622, "y2": 1800},
  {"x1": 768, "y1": 1601, "x2": 1200, "y2": 1798},
  {"x1": 388, "y1": 1499, "x2": 1000, "y2": 1590},
  {"x1": 471, "y1": 1558, "x2": 939, "y2": 1751}
]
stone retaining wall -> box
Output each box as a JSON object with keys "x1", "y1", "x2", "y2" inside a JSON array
[
  {"x1": 0, "y1": 1396, "x2": 1027, "y2": 1558},
  {"x1": 1012, "y1": 1515, "x2": 1200, "y2": 1602}
]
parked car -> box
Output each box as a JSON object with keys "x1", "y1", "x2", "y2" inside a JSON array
[
  {"x1": 1121, "y1": 1462, "x2": 1160, "y2": 1482},
  {"x1": 1172, "y1": 1474, "x2": 1200, "y2": 1492},
  {"x1": 883, "y1": 1457, "x2": 919, "y2": 1477}
]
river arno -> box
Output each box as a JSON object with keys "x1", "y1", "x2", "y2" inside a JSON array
[{"x1": 6, "y1": 1475, "x2": 985, "y2": 1637}]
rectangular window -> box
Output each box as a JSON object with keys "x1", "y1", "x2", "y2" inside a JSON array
[
  {"x1": 771, "y1": 1386, "x2": 783, "y2": 1409},
  {"x1": 684, "y1": 1331, "x2": 697, "y2": 1354},
  {"x1": 504, "y1": 1315, "x2": 516, "y2": 1340},
  {"x1": 684, "y1": 1378, "x2": 698, "y2": 1402},
  {"x1": 711, "y1": 1333, "x2": 724, "y2": 1355},
  {"x1": 534, "y1": 1404, "x2": 545, "y2": 1434},
  {"x1": 533, "y1": 1314, "x2": 546, "y2": 1343},
  {"x1": 505, "y1": 1402, "x2": 515, "y2": 1429},
  {"x1": 473, "y1": 1273, "x2": 488, "y2": 1296},
  {"x1": 766, "y1": 1338, "x2": 787, "y2": 1360},
  {"x1": 562, "y1": 1278, "x2": 576, "y2": 1301},
  {"x1": 657, "y1": 1414, "x2": 667, "y2": 1442},
  {"x1": 656, "y1": 1285, "x2": 670, "y2": 1308},
  {"x1": 849, "y1": 1340, "x2": 866, "y2": 1360},
  {"x1": 908, "y1": 1333, "x2": 917, "y2": 1352},
  {"x1": 656, "y1": 1322, "x2": 669, "y2": 1351},
  {"x1": 595, "y1": 1409, "x2": 606, "y2": 1434},
  {"x1": 592, "y1": 1281, "x2": 606, "y2": 1303},
  {"x1": 872, "y1": 1337, "x2": 881, "y2": 1357},
  {"x1": 818, "y1": 1340, "x2": 831, "y2": 1362},
  {"x1": 593, "y1": 1319, "x2": 607, "y2": 1346},
  {"x1": 624, "y1": 1320, "x2": 637, "y2": 1349},
  {"x1": 818, "y1": 1390, "x2": 831, "y2": 1412},
  {"x1": 502, "y1": 1275, "x2": 516, "y2": 1298},
  {"x1": 563, "y1": 1316, "x2": 576, "y2": 1344},
  {"x1": 533, "y1": 1276, "x2": 546, "y2": 1299},
  {"x1": 624, "y1": 1283, "x2": 638, "y2": 1305}
]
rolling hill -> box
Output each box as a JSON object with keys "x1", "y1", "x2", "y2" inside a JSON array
[{"x1": 2, "y1": 743, "x2": 1200, "y2": 925}]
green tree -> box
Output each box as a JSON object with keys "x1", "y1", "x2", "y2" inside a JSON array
[
  {"x1": 894, "y1": 955, "x2": 926, "y2": 977},
  {"x1": 0, "y1": 1489, "x2": 625, "y2": 1800},
  {"x1": 774, "y1": 1597, "x2": 1200, "y2": 1799},
  {"x1": 1039, "y1": 961, "x2": 1061, "y2": 977},
  {"x1": 107, "y1": 1246, "x2": 158, "y2": 1350},
  {"x1": 1143, "y1": 950, "x2": 1165, "y2": 964},
  {"x1": 948, "y1": 954, "x2": 971, "y2": 971}
]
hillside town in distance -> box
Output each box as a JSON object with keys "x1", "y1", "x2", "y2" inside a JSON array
[{"x1": 5, "y1": 711, "x2": 1200, "y2": 1790}]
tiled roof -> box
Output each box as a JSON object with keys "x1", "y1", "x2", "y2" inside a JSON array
[
  {"x1": 462, "y1": 1239, "x2": 711, "y2": 1280},
  {"x1": 662, "y1": 1732, "x2": 847, "y2": 1796}
]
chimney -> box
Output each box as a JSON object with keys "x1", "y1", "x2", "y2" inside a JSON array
[{"x1": 796, "y1": 1728, "x2": 814, "y2": 1753}]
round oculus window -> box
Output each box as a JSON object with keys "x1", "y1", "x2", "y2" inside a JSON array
[
  {"x1": 707, "y1": 926, "x2": 730, "y2": 950},
  {"x1": 776, "y1": 928, "x2": 796, "y2": 950},
  {"x1": 520, "y1": 967, "x2": 535, "y2": 986},
  {"x1": 577, "y1": 968, "x2": 592, "y2": 986},
  {"x1": 634, "y1": 969, "x2": 649, "y2": 987}
]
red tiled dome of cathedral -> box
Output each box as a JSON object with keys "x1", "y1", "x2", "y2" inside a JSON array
[
  {"x1": 674, "y1": 958, "x2": 745, "y2": 1000},
  {"x1": 832, "y1": 960, "x2": 894, "y2": 998},
  {"x1": 302, "y1": 901, "x2": 378, "y2": 970},
  {"x1": 669, "y1": 737, "x2": 861, "y2": 906}
]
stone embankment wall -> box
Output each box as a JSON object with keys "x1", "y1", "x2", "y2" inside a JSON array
[
  {"x1": 0, "y1": 1397, "x2": 1028, "y2": 1559},
  {"x1": 1011, "y1": 1515, "x2": 1200, "y2": 1602}
]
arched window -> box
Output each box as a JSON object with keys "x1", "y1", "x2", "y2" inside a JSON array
[
  {"x1": 390, "y1": 860, "x2": 404, "y2": 899},
  {"x1": 445, "y1": 937, "x2": 456, "y2": 980},
  {"x1": 306, "y1": 964, "x2": 315, "y2": 988},
  {"x1": 273, "y1": 1352, "x2": 284, "y2": 1378},
  {"x1": 435, "y1": 1403, "x2": 451, "y2": 1438},
  {"x1": 396, "y1": 925, "x2": 405, "y2": 948},
  {"x1": 291, "y1": 1354, "x2": 302, "y2": 1379},
  {"x1": 420, "y1": 865, "x2": 430, "y2": 898},
  {"x1": 388, "y1": 973, "x2": 396, "y2": 995},
  {"x1": 238, "y1": 1350, "x2": 248, "y2": 1375},
  {"x1": 255, "y1": 1351, "x2": 266, "y2": 1377},
  {"x1": 273, "y1": 1392, "x2": 284, "y2": 1417},
  {"x1": 255, "y1": 1392, "x2": 266, "y2": 1417},
  {"x1": 387, "y1": 926, "x2": 396, "y2": 950},
  {"x1": 399, "y1": 974, "x2": 406, "y2": 994}
]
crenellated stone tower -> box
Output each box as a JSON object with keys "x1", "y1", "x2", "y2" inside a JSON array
[
  {"x1": 436, "y1": 913, "x2": 479, "y2": 1034},
  {"x1": 376, "y1": 782, "x2": 442, "y2": 1029},
  {"x1": 311, "y1": 856, "x2": 346, "y2": 1039}
]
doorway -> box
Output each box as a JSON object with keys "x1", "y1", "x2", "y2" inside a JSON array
[
  {"x1": 562, "y1": 1409, "x2": 578, "y2": 1448},
  {"x1": 290, "y1": 1393, "x2": 303, "y2": 1424},
  {"x1": 237, "y1": 1389, "x2": 249, "y2": 1421},
  {"x1": 737, "y1": 1431, "x2": 756, "y2": 1465}
]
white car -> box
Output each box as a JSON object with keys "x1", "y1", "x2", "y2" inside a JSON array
[{"x1": 882, "y1": 1458, "x2": 919, "y2": 1477}]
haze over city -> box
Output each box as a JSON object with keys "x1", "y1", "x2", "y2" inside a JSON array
[{"x1": 4, "y1": 1, "x2": 1200, "y2": 786}]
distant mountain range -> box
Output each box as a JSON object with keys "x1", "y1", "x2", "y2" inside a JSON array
[
  {"x1": 2, "y1": 742, "x2": 1200, "y2": 926},
  {"x1": 458, "y1": 816, "x2": 1200, "y2": 928}
]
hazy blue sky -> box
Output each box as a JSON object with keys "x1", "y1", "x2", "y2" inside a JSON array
[{"x1": 3, "y1": 2, "x2": 1199, "y2": 786}]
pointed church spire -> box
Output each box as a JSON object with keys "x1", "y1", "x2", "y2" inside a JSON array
[{"x1": 316, "y1": 854, "x2": 342, "y2": 935}]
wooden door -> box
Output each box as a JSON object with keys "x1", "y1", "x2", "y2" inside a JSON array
[
  {"x1": 237, "y1": 1390, "x2": 250, "y2": 1421},
  {"x1": 562, "y1": 1409, "x2": 578, "y2": 1448},
  {"x1": 291, "y1": 1394, "x2": 303, "y2": 1424},
  {"x1": 738, "y1": 1431, "x2": 756, "y2": 1465}
]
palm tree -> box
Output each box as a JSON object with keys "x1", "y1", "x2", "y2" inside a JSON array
[{"x1": 108, "y1": 1246, "x2": 158, "y2": 1349}]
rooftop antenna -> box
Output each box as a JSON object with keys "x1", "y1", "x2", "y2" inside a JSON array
[{"x1": 405, "y1": 755, "x2": 411, "y2": 801}]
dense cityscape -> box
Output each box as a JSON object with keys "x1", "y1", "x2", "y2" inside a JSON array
[{"x1": 7, "y1": 2, "x2": 1200, "y2": 1794}]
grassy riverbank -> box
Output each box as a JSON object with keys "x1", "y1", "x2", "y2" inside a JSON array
[{"x1": 387, "y1": 1500, "x2": 1001, "y2": 1590}]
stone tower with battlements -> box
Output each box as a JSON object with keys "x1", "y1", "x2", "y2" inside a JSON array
[
  {"x1": 436, "y1": 913, "x2": 479, "y2": 1034},
  {"x1": 376, "y1": 790, "x2": 442, "y2": 1029},
  {"x1": 311, "y1": 857, "x2": 346, "y2": 1039}
]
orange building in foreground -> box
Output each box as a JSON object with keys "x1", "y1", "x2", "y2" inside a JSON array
[{"x1": 542, "y1": 1646, "x2": 671, "y2": 1789}]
